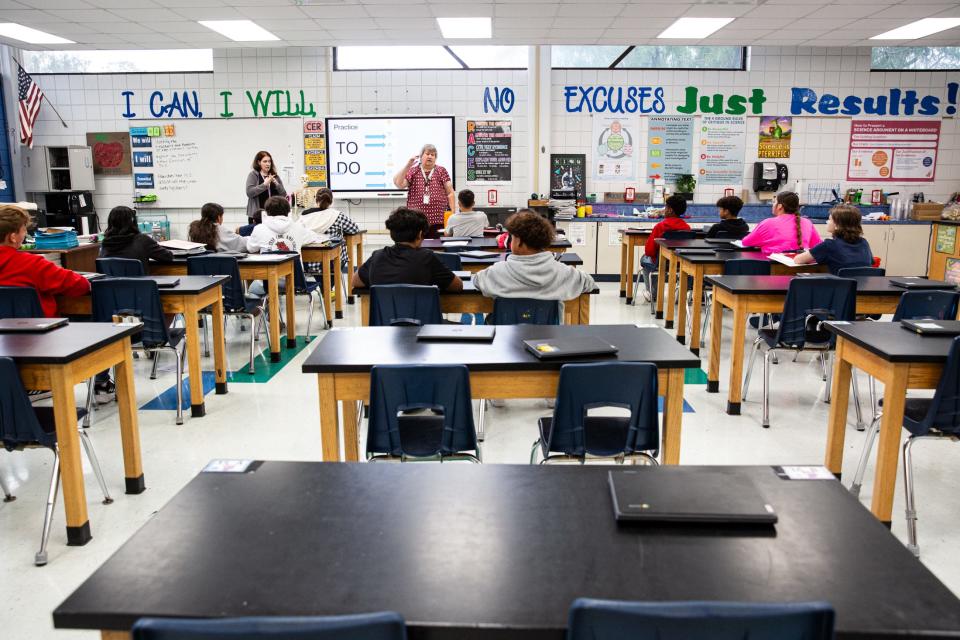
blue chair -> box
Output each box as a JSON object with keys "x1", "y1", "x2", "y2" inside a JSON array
[
  {"x1": 567, "y1": 599, "x2": 835, "y2": 640},
  {"x1": 433, "y1": 251, "x2": 463, "y2": 271},
  {"x1": 0, "y1": 357, "x2": 112, "y2": 566},
  {"x1": 368, "y1": 285, "x2": 442, "y2": 326},
  {"x1": 188, "y1": 255, "x2": 268, "y2": 373},
  {"x1": 490, "y1": 297, "x2": 560, "y2": 325},
  {"x1": 366, "y1": 364, "x2": 480, "y2": 462},
  {"x1": 265, "y1": 251, "x2": 328, "y2": 339},
  {"x1": 96, "y1": 257, "x2": 145, "y2": 277},
  {"x1": 636, "y1": 230, "x2": 698, "y2": 311},
  {"x1": 837, "y1": 266, "x2": 885, "y2": 277},
  {"x1": 132, "y1": 612, "x2": 407, "y2": 639},
  {"x1": 742, "y1": 277, "x2": 859, "y2": 428},
  {"x1": 92, "y1": 278, "x2": 187, "y2": 424},
  {"x1": 532, "y1": 362, "x2": 660, "y2": 464},
  {"x1": 0, "y1": 286, "x2": 43, "y2": 318}
]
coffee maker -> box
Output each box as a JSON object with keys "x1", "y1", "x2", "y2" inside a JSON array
[{"x1": 753, "y1": 162, "x2": 788, "y2": 193}]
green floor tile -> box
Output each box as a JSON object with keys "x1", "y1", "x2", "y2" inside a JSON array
[
  {"x1": 685, "y1": 368, "x2": 708, "y2": 385},
  {"x1": 226, "y1": 335, "x2": 316, "y2": 383}
]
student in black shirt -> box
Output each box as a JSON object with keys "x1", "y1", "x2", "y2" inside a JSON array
[
  {"x1": 706, "y1": 195, "x2": 749, "y2": 239},
  {"x1": 353, "y1": 207, "x2": 463, "y2": 291}
]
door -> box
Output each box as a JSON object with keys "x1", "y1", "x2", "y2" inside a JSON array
[
  {"x1": 861, "y1": 225, "x2": 889, "y2": 269},
  {"x1": 884, "y1": 225, "x2": 933, "y2": 276},
  {"x1": 68, "y1": 147, "x2": 95, "y2": 191},
  {"x1": 597, "y1": 222, "x2": 631, "y2": 276}
]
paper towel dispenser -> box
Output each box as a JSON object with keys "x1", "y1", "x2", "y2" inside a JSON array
[{"x1": 753, "y1": 162, "x2": 788, "y2": 193}]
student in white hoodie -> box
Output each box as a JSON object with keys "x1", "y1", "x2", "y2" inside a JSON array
[
  {"x1": 247, "y1": 196, "x2": 326, "y2": 297},
  {"x1": 474, "y1": 210, "x2": 595, "y2": 303}
]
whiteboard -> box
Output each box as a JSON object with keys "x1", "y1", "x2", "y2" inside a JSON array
[
  {"x1": 325, "y1": 115, "x2": 455, "y2": 196},
  {"x1": 129, "y1": 118, "x2": 304, "y2": 209}
]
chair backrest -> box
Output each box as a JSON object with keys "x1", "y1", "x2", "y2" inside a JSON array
[
  {"x1": 367, "y1": 364, "x2": 477, "y2": 457},
  {"x1": 0, "y1": 357, "x2": 54, "y2": 450},
  {"x1": 775, "y1": 277, "x2": 856, "y2": 348},
  {"x1": 369, "y1": 285, "x2": 442, "y2": 326},
  {"x1": 662, "y1": 230, "x2": 697, "y2": 240},
  {"x1": 264, "y1": 250, "x2": 310, "y2": 293},
  {"x1": 893, "y1": 290, "x2": 960, "y2": 322},
  {"x1": 491, "y1": 297, "x2": 561, "y2": 325},
  {"x1": 547, "y1": 362, "x2": 659, "y2": 457},
  {"x1": 920, "y1": 335, "x2": 960, "y2": 434},
  {"x1": 0, "y1": 286, "x2": 44, "y2": 319},
  {"x1": 132, "y1": 612, "x2": 407, "y2": 640},
  {"x1": 187, "y1": 255, "x2": 248, "y2": 311},
  {"x1": 712, "y1": 230, "x2": 735, "y2": 239},
  {"x1": 567, "y1": 599, "x2": 835, "y2": 640},
  {"x1": 91, "y1": 278, "x2": 169, "y2": 347},
  {"x1": 723, "y1": 259, "x2": 771, "y2": 276},
  {"x1": 837, "y1": 266, "x2": 886, "y2": 277},
  {"x1": 96, "y1": 257, "x2": 145, "y2": 277},
  {"x1": 433, "y1": 251, "x2": 462, "y2": 271}
]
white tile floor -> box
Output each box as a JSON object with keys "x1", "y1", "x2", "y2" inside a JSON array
[{"x1": 2, "y1": 282, "x2": 959, "y2": 638}]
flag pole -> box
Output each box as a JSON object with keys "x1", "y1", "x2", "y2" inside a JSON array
[{"x1": 10, "y1": 55, "x2": 68, "y2": 128}]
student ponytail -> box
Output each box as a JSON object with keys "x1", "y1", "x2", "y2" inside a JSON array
[
  {"x1": 775, "y1": 191, "x2": 802, "y2": 248},
  {"x1": 189, "y1": 202, "x2": 223, "y2": 251},
  {"x1": 794, "y1": 213, "x2": 803, "y2": 249}
]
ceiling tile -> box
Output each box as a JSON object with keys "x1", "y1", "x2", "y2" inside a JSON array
[
  {"x1": 84, "y1": 0, "x2": 167, "y2": 7},
  {"x1": 366, "y1": 3, "x2": 431, "y2": 17},
  {"x1": 299, "y1": 5, "x2": 369, "y2": 19},
  {"x1": 550, "y1": 17, "x2": 614, "y2": 29},
  {"x1": 107, "y1": 8, "x2": 185, "y2": 21},
  {"x1": 494, "y1": 3, "x2": 559, "y2": 17},
  {"x1": 14, "y1": 0, "x2": 95, "y2": 9},
  {"x1": 236, "y1": 5, "x2": 309, "y2": 19},
  {"x1": 171, "y1": 6, "x2": 244, "y2": 20},
  {"x1": 557, "y1": 3, "x2": 624, "y2": 17},
  {"x1": 46, "y1": 8, "x2": 129, "y2": 21},
  {"x1": 873, "y1": 4, "x2": 956, "y2": 18},
  {"x1": 619, "y1": 3, "x2": 689, "y2": 18},
  {"x1": 428, "y1": 3, "x2": 493, "y2": 17}
]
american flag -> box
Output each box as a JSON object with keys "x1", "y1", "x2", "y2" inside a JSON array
[{"x1": 17, "y1": 65, "x2": 44, "y2": 149}]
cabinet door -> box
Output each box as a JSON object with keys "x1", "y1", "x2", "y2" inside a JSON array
[
  {"x1": 884, "y1": 225, "x2": 933, "y2": 276},
  {"x1": 557, "y1": 220, "x2": 597, "y2": 273},
  {"x1": 860, "y1": 225, "x2": 889, "y2": 268},
  {"x1": 597, "y1": 222, "x2": 631, "y2": 275},
  {"x1": 68, "y1": 147, "x2": 95, "y2": 191},
  {"x1": 21, "y1": 146, "x2": 49, "y2": 191}
]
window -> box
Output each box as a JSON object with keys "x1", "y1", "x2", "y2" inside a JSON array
[
  {"x1": 334, "y1": 46, "x2": 527, "y2": 70},
  {"x1": 872, "y1": 47, "x2": 960, "y2": 70},
  {"x1": 552, "y1": 45, "x2": 745, "y2": 70},
  {"x1": 22, "y1": 49, "x2": 213, "y2": 74}
]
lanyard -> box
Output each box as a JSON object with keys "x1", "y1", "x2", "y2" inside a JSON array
[{"x1": 420, "y1": 166, "x2": 435, "y2": 187}]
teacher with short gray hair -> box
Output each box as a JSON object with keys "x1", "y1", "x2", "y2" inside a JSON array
[{"x1": 393, "y1": 143, "x2": 455, "y2": 239}]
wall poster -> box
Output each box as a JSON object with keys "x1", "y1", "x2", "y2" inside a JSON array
[
  {"x1": 946, "y1": 257, "x2": 960, "y2": 286},
  {"x1": 847, "y1": 120, "x2": 940, "y2": 182},
  {"x1": 466, "y1": 119, "x2": 512, "y2": 183},
  {"x1": 592, "y1": 116, "x2": 637, "y2": 181},
  {"x1": 699, "y1": 115, "x2": 747, "y2": 185},
  {"x1": 647, "y1": 116, "x2": 692, "y2": 184},
  {"x1": 303, "y1": 120, "x2": 327, "y2": 187},
  {"x1": 549, "y1": 154, "x2": 586, "y2": 201},
  {"x1": 758, "y1": 116, "x2": 792, "y2": 158},
  {"x1": 87, "y1": 132, "x2": 132, "y2": 176},
  {"x1": 936, "y1": 224, "x2": 957, "y2": 254}
]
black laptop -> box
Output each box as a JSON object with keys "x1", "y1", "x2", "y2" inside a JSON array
[
  {"x1": 608, "y1": 469, "x2": 778, "y2": 525},
  {"x1": 901, "y1": 319, "x2": 960, "y2": 336},
  {"x1": 523, "y1": 336, "x2": 618, "y2": 360},
  {"x1": 145, "y1": 276, "x2": 181, "y2": 288},
  {"x1": 417, "y1": 325, "x2": 496, "y2": 342},
  {"x1": 0, "y1": 317, "x2": 69, "y2": 333},
  {"x1": 889, "y1": 277, "x2": 957, "y2": 290}
]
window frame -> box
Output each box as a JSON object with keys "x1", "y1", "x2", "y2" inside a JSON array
[
  {"x1": 551, "y1": 45, "x2": 748, "y2": 71},
  {"x1": 870, "y1": 46, "x2": 960, "y2": 72},
  {"x1": 332, "y1": 45, "x2": 527, "y2": 71},
  {"x1": 21, "y1": 49, "x2": 215, "y2": 75}
]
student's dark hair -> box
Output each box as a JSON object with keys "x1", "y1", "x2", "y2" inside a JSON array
[
  {"x1": 104, "y1": 206, "x2": 139, "y2": 238},
  {"x1": 252, "y1": 150, "x2": 275, "y2": 175},
  {"x1": 665, "y1": 195, "x2": 687, "y2": 217},
  {"x1": 264, "y1": 196, "x2": 290, "y2": 217},
  {"x1": 457, "y1": 189, "x2": 475, "y2": 209},
  {"x1": 189, "y1": 202, "x2": 223, "y2": 251},
  {"x1": 775, "y1": 191, "x2": 802, "y2": 247},
  {"x1": 830, "y1": 204, "x2": 863, "y2": 244},
  {"x1": 716, "y1": 195, "x2": 743, "y2": 216},
  {"x1": 505, "y1": 211, "x2": 555, "y2": 251},
  {"x1": 385, "y1": 207, "x2": 429, "y2": 243},
  {"x1": 314, "y1": 188, "x2": 334, "y2": 210}
]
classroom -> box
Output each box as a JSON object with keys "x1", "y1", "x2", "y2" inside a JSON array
[{"x1": 2, "y1": 1, "x2": 960, "y2": 637}]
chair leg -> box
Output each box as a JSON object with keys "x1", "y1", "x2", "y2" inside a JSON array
[
  {"x1": 173, "y1": 346, "x2": 184, "y2": 425},
  {"x1": 742, "y1": 338, "x2": 762, "y2": 401},
  {"x1": 477, "y1": 400, "x2": 486, "y2": 442},
  {"x1": 822, "y1": 352, "x2": 834, "y2": 404},
  {"x1": 202, "y1": 315, "x2": 210, "y2": 357},
  {"x1": 0, "y1": 474, "x2": 14, "y2": 502},
  {"x1": 762, "y1": 348, "x2": 773, "y2": 428},
  {"x1": 850, "y1": 412, "x2": 882, "y2": 498},
  {"x1": 818, "y1": 352, "x2": 828, "y2": 381},
  {"x1": 149, "y1": 350, "x2": 160, "y2": 379},
  {"x1": 36, "y1": 447, "x2": 61, "y2": 566},
  {"x1": 82, "y1": 378, "x2": 94, "y2": 428},
  {"x1": 868, "y1": 375, "x2": 878, "y2": 423},
  {"x1": 245, "y1": 313, "x2": 256, "y2": 374},
  {"x1": 78, "y1": 429, "x2": 113, "y2": 505},
  {"x1": 903, "y1": 436, "x2": 921, "y2": 557},
  {"x1": 305, "y1": 292, "x2": 315, "y2": 342},
  {"x1": 850, "y1": 371, "x2": 865, "y2": 430},
  {"x1": 700, "y1": 295, "x2": 711, "y2": 348},
  {"x1": 529, "y1": 440, "x2": 541, "y2": 464}
]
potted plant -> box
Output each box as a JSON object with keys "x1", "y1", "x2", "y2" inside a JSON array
[{"x1": 675, "y1": 174, "x2": 696, "y2": 201}]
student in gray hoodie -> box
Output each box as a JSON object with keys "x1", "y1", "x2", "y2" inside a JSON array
[{"x1": 474, "y1": 210, "x2": 595, "y2": 302}]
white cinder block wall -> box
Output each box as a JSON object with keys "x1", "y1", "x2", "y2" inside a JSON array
[{"x1": 20, "y1": 45, "x2": 960, "y2": 243}]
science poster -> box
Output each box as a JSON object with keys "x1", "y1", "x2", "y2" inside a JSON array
[
  {"x1": 550, "y1": 154, "x2": 586, "y2": 201},
  {"x1": 699, "y1": 115, "x2": 747, "y2": 186},
  {"x1": 466, "y1": 119, "x2": 512, "y2": 183},
  {"x1": 647, "y1": 116, "x2": 693, "y2": 184},
  {"x1": 847, "y1": 120, "x2": 940, "y2": 182},
  {"x1": 758, "y1": 116, "x2": 792, "y2": 158},
  {"x1": 593, "y1": 116, "x2": 637, "y2": 181}
]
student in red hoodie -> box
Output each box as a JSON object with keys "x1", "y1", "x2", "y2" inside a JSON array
[
  {"x1": 642, "y1": 195, "x2": 690, "y2": 269},
  {"x1": 0, "y1": 205, "x2": 90, "y2": 317}
]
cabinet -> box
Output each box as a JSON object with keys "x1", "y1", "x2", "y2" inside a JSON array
[
  {"x1": 556, "y1": 220, "x2": 598, "y2": 273},
  {"x1": 814, "y1": 223, "x2": 930, "y2": 275},
  {"x1": 22, "y1": 145, "x2": 95, "y2": 192}
]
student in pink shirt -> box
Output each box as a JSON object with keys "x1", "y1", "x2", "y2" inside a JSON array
[{"x1": 741, "y1": 191, "x2": 821, "y2": 257}]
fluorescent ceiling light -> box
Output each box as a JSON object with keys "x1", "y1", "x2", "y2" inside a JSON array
[
  {"x1": 658, "y1": 17, "x2": 734, "y2": 39},
  {"x1": 198, "y1": 20, "x2": 278, "y2": 42},
  {"x1": 0, "y1": 23, "x2": 73, "y2": 45},
  {"x1": 871, "y1": 18, "x2": 960, "y2": 40},
  {"x1": 437, "y1": 17, "x2": 491, "y2": 39}
]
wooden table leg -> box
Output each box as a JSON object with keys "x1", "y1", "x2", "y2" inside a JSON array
[
  {"x1": 871, "y1": 365, "x2": 909, "y2": 526},
  {"x1": 626, "y1": 241, "x2": 636, "y2": 305},
  {"x1": 689, "y1": 265, "x2": 704, "y2": 356},
  {"x1": 101, "y1": 630, "x2": 131, "y2": 640},
  {"x1": 360, "y1": 295, "x2": 370, "y2": 327},
  {"x1": 726, "y1": 300, "x2": 748, "y2": 415},
  {"x1": 318, "y1": 374, "x2": 341, "y2": 461},
  {"x1": 661, "y1": 367, "x2": 685, "y2": 465},
  {"x1": 707, "y1": 294, "x2": 724, "y2": 394},
  {"x1": 664, "y1": 252, "x2": 678, "y2": 329},
  {"x1": 342, "y1": 398, "x2": 360, "y2": 462},
  {"x1": 115, "y1": 339, "x2": 145, "y2": 494},
  {"x1": 51, "y1": 364, "x2": 92, "y2": 545},
  {"x1": 182, "y1": 300, "x2": 205, "y2": 418},
  {"x1": 579, "y1": 292, "x2": 591, "y2": 324},
  {"x1": 333, "y1": 254, "x2": 344, "y2": 320},
  {"x1": 319, "y1": 254, "x2": 334, "y2": 329},
  {"x1": 267, "y1": 271, "x2": 281, "y2": 362},
  {"x1": 346, "y1": 239, "x2": 357, "y2": 305},
  {"x1": 825, "y1": 337, "x2": 853, "y2": 479},
  {"x1": 619, "y1": 240, "x2": 628, "y2": 300},
  {"x1": 285, "y1": 272, "x2": 296, "y2": 349},
  {"x1": 211, "y1": 296, "x2": 228, "y2": 395},
  {"x1": 655, "y1": 248, "x2": 667, "y2": 319},
  {"x1": 676, "y1": 263, "x2": 689, "y2": 344}
]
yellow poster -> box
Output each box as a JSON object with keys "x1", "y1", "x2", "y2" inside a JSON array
[{"x1": 304, "y1": 137, "x2": 325, "y2": 150}]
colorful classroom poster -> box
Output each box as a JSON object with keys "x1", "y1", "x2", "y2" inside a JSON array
[
  {"x1": 647, "y1": 116, "x2": 693, "y2": 184},
  {"x1": 593, "y1": 116, "x2": 637, "y2": 181},
  {"x1": 550, "y1": 154, "x2": 586, "y2": 201},
  {"x1": 699, "y1": 115, "x2": 747, "y2": 185},
  {"x1": 757, "y1": 116, "x2": 792, "y2": 158},
  {"x1": 946, "y1": 258, "x2": 960, "y2": 286},
  {"x1": 936, "y1": 224, "x2": 957, "y2": 254},
  {"x1": 466, "y1": 119, "x2": 512, "y2": 183},
  {"x1": 847, "y1": 120, "x2": 940, "y2": 182},
  {"x1": 303, "y1": 120, "x2": 327, "y2": 187},
  {"x1": 87, "y1": 132, "x2": 132, "y2": 176}
]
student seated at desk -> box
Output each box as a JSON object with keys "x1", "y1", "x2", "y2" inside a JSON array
[
  {"x1": 642, "y1": 195, "x2": 690, "y2": 269},
  {"x1": 100, "y1": 205, "x2": 174, "y2": 270},
  {"x1": 445, "y1": 189, "x2": 489, "y2": 238},
  {"x1": 352, "y1": 208, "x2": 462, "y2": 292},
  {"x1": 247, "y1": 196, "x2": 325, "y2": 254},
  {"x1": 188, "y1": 202, "x2": 249, "y2": 253},
  {"x1": 740, "y1": 191, "x2": 821, "y2": 257},
  {"x1": 706, "y1": 195, "x2": 749, "y2": 239},
  {"x1": 0, "y1": 204, "x2": 90, "y2": 317},
  {"x1": 793, "y1": 204, "x2": 872, "y2": 275},
  {"x1": 300, "y1": 188, "x2": 360, "y2": 269},
  {"x1": 237, "y1": 210, "x2": 259, "y2": 238},
  {"x1": 474, "y1": 210, "x2": 595, "y2": 300}
]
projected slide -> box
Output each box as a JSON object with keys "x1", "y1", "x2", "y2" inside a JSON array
[{"x1": 325, "y1": 115, "x2": 455, "y2": 194}]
